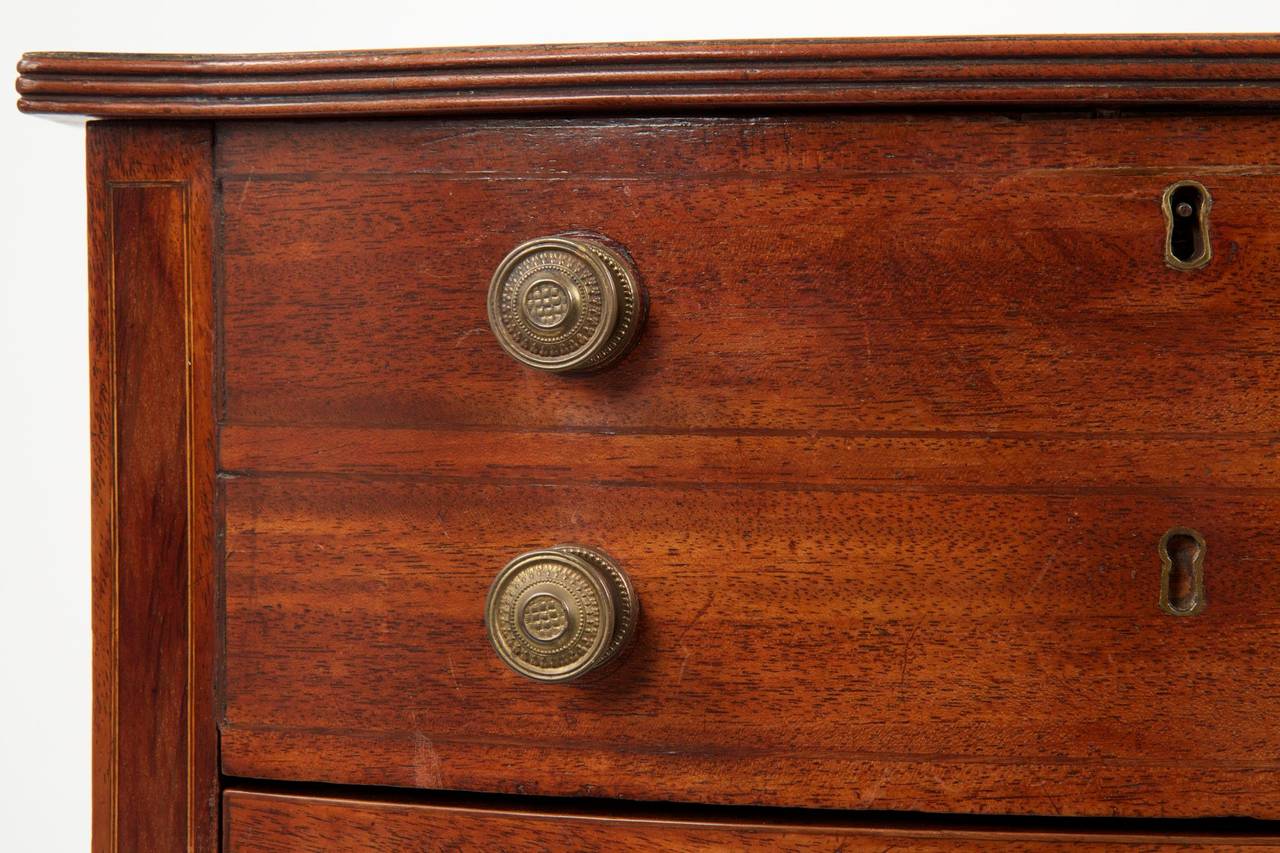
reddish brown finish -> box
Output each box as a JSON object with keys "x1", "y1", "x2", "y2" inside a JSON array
[
  {"x1": 88, "y1": 122, "x2": 218, "y2": 852},
  {"x1": 215, "y1": 112, "x2": 1280, "y2": 177},
  {"x1": 220, "y1": 425, "x2": 1280, "y2": 490},
  {"x1": 215, "y1": 109, "x2": 1280, "y2": 819},
  {"x1": 23, "y1": 36, "x2": 1280, "y2": 847},
  {"x1": 220, "y1": 115, "x2": 1280, "y2": 436},
  {"x1": 222, "y1": 791, "x2": 1280, "y2": 852},
  {"x1": 221, "y1": 478, "x2": 1280, "y2": 816},
  {"x1": 26, "y1": 34, "x2": 1280, "y2": 75},
  {"x1": 18, "y1": 35, "x2": 1280, "y2": 117}
]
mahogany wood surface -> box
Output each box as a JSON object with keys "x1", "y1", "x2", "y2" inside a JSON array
[
  {"x1": 219, "y1": 113, "x2": 1280, "y2": 817},
  {"x1": 218, "y1": 115, "x2": 1280, "y2": 435},
  {"x1": 22, "y1": 35, "x2": 1280, "y2": 846},
  {"x1": 17, "y1": 35, "x2": 1280, "y2": 117},
  {"x1": 219, "y1": 425, "x2": 1280, "y2": 490},
  {"x1": 87, "y1": 122, "x2": 219, "y2": 852},
  {"x1": 222, "y1": 790, "x2": 1280, "y2": 852},
  {"x1": 221, "y1": 478, "x2": 1280, "y2": 815}
]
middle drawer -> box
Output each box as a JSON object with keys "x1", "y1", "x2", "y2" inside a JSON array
[{"x1": 219, "y1": 461, "x2": 1280, "y2": 817}]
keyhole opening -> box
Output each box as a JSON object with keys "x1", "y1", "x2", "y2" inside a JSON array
[
  {"x1": 1165, "y1": 534, "x2": 1200, "y2": 612},
  {"x1": 1163, "y1": 181, "x2": 1212, "y2": 270},
  {"x1": 1159, "y1": 527, "x2": 1206, "y2": 616}
]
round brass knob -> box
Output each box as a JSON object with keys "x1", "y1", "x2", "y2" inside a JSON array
[
  {"x1": 487, "y1": 235, "x2": 645, "y2": 373},
  {"x1": 485, "y1": 545, "x2": 638, "y2": 682}
]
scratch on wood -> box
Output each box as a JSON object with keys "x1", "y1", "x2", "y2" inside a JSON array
[
  {"x1": 676, "y1": 590, "x2": 716, "y2": 649},
  {"x1": 446, "y1": 653, "x2": 460, "y2": 693},
  {"x1": 673, "y1": 591, "x2": 716, "y2": 686},
  {"x1": 410, "y1": 715, "x2": 443, "y2": 788},
  {"x1": 898, "y1": 625, "x2": 921, "y2": 697}
]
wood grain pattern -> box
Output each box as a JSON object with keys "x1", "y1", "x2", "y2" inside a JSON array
[
  {"x1": 88, "y1": 122, "x2": 217, "y2": 852},
  {"x1": 222, "y1": 790, "x2": 1280, "y2": 851},
  {"x1": 18, "y1": 35, "x2": 1280, "y2": 117},
  {"x1": 215, "y1": 110, "x2": 1280, "y2": 818},
  {"x1": 30, "y1": 35, "x2": 1280, "y2": 845},
  {"x1": 215, "y1": 113, "x2": 1280, "y2": 178},
  {"x1": 221, "y1": 477, "x2": 1280, "y2": 816},
  {"x1": 220, "y1": 425, "x2": 1280, "y2": 491},
  {"x1": 220, "y1": 116, "x2": 1280, "y2": 436}
]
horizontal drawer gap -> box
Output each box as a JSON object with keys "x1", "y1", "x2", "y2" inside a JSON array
[
  {"x1": 218, "y1": 469, "x2": 1280, "y2": 497},
  {"x1": 218, "y1": 420, "x2": 1280, "y2": 442},
  {"x1": 215, "y1": 164, "x2": 1280, "y2": 181},
  {"x1": 222, "y1": 778, "x2": 1280, "y2": 842}
]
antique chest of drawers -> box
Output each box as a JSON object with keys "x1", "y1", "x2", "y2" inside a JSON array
[{"x1": 17, "y1": 34, "x2": 1280, "y2": 851}]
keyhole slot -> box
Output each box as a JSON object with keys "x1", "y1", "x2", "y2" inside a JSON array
[
  {"x1": 1158, "y1": 527, "x2": 1206, "y2": 616},
  {"x1": 1162, "y1": 181, "x2": 1212, "y2": 270}
]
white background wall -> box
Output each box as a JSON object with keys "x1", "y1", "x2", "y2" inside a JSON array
[{"x1": 2, "y1": 2, "x2": 1276, "y2": 849}]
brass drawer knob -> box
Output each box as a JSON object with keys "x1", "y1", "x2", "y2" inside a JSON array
[
  {"x1": 487, "y1": 235, "x2": 646, "y2": 373},
  {"x1": 485, "y1": 545, "x2": 638, "y2": 682}
]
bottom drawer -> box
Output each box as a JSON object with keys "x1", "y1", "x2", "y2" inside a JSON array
[{"x1": 223, "y1": 791, "x2": 1278, "y2": 852}]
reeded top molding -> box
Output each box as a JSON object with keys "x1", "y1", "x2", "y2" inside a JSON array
[{"x1": 17, "y1": 34, "x2": 1280, "y2": 118}]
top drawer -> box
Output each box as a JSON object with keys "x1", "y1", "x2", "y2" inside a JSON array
[{"x1": 219, "y1": 113, "x2": 1280, "y2": 434}]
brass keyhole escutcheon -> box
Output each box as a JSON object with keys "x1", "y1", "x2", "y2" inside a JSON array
[
  {"x1": 1162, "y1": 181, "x2": 1212, "y2": 270},
  {"x1": 1159, "y1": 527, "x2": 1206, "y2": 616}
]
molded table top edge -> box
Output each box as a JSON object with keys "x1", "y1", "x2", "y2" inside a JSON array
[{"x1": 16, "y1": 34, "x2": 1280, "y2": 118}]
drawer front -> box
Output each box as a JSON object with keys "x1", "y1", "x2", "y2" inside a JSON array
[
  {"x1": 222, "y1": 477, "x2": 1280, "y2": 814},
  {"x1": 219, "y1": 114, "x2": 1280, "y2": 817},
  {"x1": 223, "y1": 791, "x2": 1280, "y2": 852},
  {"x1": 219, "y1": 114, "x2": 1280, "y2": 435}
]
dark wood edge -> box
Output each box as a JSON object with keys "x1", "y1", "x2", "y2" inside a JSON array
[
  {"x1": 221, "y1": 787, "x2": 1280, "y2": 846},
  {"x1": 88, "y1": 121, "x2": 218, "y2": 852},
  {"x1": 18, "y1": 35, "x2": 1280, "y2": 117}
]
